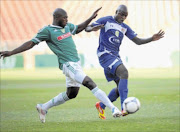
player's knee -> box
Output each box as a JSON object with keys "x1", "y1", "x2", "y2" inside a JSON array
[
  {"x1": 121, "y1": 70, "x2": 128, "y2": 79},
  {"x1": 67, "y1": 91, "x2": 78, "y2": 99},
  {"x1": 82, "y1": 76, "x2": 97, "y2": 90},
  {"x1": 66, "y1": 87, "x2": 79, "y2": 99}
]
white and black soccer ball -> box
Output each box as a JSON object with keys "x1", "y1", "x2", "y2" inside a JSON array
[{"x1": 123, "y1": 97, "x2": 141, "y2": 114}]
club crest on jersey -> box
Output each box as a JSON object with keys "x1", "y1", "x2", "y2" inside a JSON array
[
  {"x1": 115, "y1": 31, "x2": 119, "y2": 37},
  {"x1": 54, "y1": 29, "x2": 58, "y2": 32},
  {"x1": 61, "y1": 29, "x2": 65, "y2": 33},
  {"x1": 57, "y1": 32, "x2": 71, "y2": 41}
]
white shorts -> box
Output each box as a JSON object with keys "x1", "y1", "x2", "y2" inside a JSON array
[{"x1": 62, "y1": 61, "x2": 86, "y2": 87}]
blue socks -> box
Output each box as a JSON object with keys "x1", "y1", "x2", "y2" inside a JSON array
[
  {"x1": 100, "y1": 88, "x2": 119, "y2": 109},
  {"x1": 118, "y1": 79, "x2": 128, "y2": 110},
  {"x1": 99, "y1": 79, "x2": 128, "y2": 110}
]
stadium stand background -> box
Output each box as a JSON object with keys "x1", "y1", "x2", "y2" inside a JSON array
[{"x1": 0, "y1": 0, "x2": 179, "y2": 69}]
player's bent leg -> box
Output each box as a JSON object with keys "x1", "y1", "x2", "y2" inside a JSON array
[
  {"x1": 64, "y1": 62, "x2": 122, "y2": 119},
  {"x1": 36, "y1": 87, "x2": 79, "y2": 123},
  {"x1": 107, "y1": 87, "x2": 119, "y2": 103}
]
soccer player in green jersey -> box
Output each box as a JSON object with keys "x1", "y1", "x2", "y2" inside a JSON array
[{"x1": 0, "y1": 8, "x2": 122, "y2": 123}]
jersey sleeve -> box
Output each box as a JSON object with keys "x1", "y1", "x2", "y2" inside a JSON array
[
  {"x1": 125, "y1": 25, "x2": 137, "y2": 40},
  {"x1": 91, "y1": 17, "x2": 107, "y2": 26},
  {"x1": 67, "y1": 23, "x2": 78, "y2": 35},
  {"x1": 31, "y1": 26, "x2": 49, "y2": 44}
]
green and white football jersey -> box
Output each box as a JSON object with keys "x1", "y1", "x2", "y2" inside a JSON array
[{"x1": 31, "y1": 23, "x2": 80, "y2": 69}]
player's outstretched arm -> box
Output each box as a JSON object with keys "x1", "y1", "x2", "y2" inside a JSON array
[
  {"x1": 76, "y1": 7, "x2": 102, "y2": 34},
  {"x1": 0, "y1": 41, "x2": 36, "y2": 59},
  {"x1": 132, "y1": 30, "x2": 165, "y2": 45},
  {"x1": 85, "y1": 24, "x2": 104, "y2": 32}
]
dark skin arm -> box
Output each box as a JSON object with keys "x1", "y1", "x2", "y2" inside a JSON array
[
  {"x1": 0, "y1": 40, "x2": 36, "y2": 59},
  {"x1": 85, "y1": 24, "x2": 104, "y2": 32},
  {"x1": 76, "y1": 7, "x2": 102, "y2": 34},
  {"x1": 132, "y1": 30, "x2": 165, "y2": 45},
  {"x1": 85, "y1": 25, "x2": 165, "y2": 45}
]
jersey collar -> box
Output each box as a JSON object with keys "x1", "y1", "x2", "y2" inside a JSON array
[
  {"x1": 50, "y1": 24, "x2": 63, "y2": 29},
  {"x1": 112, "y1": 16, "x2": 123, "y2": 25}
]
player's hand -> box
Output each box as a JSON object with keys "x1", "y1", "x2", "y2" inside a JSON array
[
  {"x1": 0, "y1": 51, "x2": 12, "y2": 59},
  {"x1": 91, "y1": 24, "x2": 104, "y2": 31},
  {"x1": 152, "y1": 30, "x2": 165, "y2": 41},
  {"x1": 91, "y1": 7, "x2": 102, "y2": 19}
]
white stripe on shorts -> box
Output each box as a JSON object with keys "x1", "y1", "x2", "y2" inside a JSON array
[{"x1": 108, "y1": 59, "x2": 119, "y2": 69}]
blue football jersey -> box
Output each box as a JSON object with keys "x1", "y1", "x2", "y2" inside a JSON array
[{"x1": 92, "y1": 16, "x2": 137, "y2": 56}]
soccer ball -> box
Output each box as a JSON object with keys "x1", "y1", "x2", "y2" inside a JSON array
[{"x1": 123, "y1": 97, "x2": 141, "y2": 114}]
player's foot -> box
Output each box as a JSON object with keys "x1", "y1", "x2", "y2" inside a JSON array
[
  {"x1": 95, "y1": 102, "x2": 106, "y2": 120},
  {"x1": 112, "y1": 107, "x2": 122, "y2": 118},
  {"x1": 36, "y1": 104, "x2": 47, "y2": 123},
  {"x1": 122, "y1": 110, "x2": 129, "y2": 116}
]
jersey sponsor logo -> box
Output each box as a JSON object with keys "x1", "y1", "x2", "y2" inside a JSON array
[
  {"x1": 105, "y1": 21, "x2": 127, "y2": 34},
  {"x1": 57, "y1": 32, "x2": 71, "y2": 41},
  {"x1": 109, "y1": 36, "x2": 121, "y2": 44}
]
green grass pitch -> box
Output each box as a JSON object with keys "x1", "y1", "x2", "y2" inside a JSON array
[{"x1": 0, "y1": 67, "x2": 179, "y2": 132}]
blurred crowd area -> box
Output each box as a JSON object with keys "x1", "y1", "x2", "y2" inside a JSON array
[{"x1": 0, "y1": 0, "x2": 179, "y2": 69}]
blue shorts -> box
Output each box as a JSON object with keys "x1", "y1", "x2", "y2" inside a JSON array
[{"x1": 98, "y1": 53, "x2": 123, "y2": 82}]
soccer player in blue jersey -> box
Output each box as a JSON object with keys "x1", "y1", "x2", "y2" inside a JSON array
[
  {"x1": 85, "y1": 5, "x2": 165, "y2": 119},
  {"x1": 0, "y1": 7, "x2": 122, "y2": 123}
]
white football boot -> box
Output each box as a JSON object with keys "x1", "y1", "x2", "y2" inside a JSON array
[
  {"x1": 36, "y1": 104, "x2": 47, "y2": 123},
  {"x1": 112, "y1": 107, "x2": 122, "y2": 118}
]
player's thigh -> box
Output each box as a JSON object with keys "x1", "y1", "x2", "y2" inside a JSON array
[
  {"x1": 115, "y1": 64, "x2": 128, "y2": 78},
  {"x1": 99, "y1": 53, "x2": 122, "y2": 76},
  {"x1": 100, "y1": 54, "x2": 122, "y2": 81},
  {"x1": 63, "y1": 61, "x2": 86, "y2": 87},
  {"x1": 65, "y1": 76, "x2": 81, "y2": 88},
  {"x1": 104, "y1": 68, "x2": 119, "y2": 82}
]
